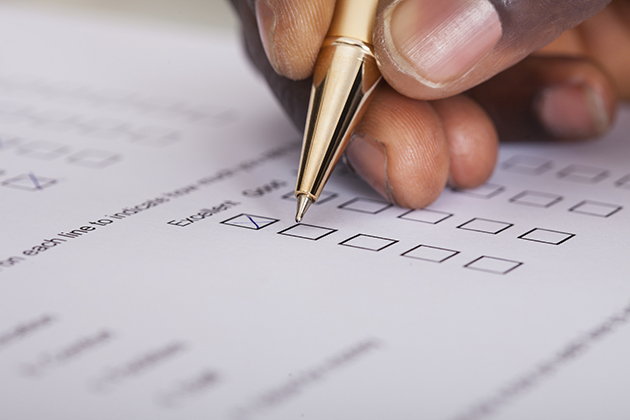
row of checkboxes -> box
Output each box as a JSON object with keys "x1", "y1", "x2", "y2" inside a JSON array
[
  {"x1": 451, "y1": 184, "x2": 624, "y2": 216},
  {"x1": 221, "y1": 214, "x2": 523, "y2": 275},
  {"x1": 0, "y1": 105, "x2": 181, "y2": 146},
  {"x1": 501, "y1": 154, "x2": 630, "y2": 188},
  {"x1": 285, "y1": 192, "x2": 623, "y2": 219},
  {"x1": 0, "y1": 80, "x2": 234, "y2": 127},
  {"x1": 340, "y1": 236, "x2": 522, "y2": 275},
  {"x1": 223, "y1": 213, "x2": 576, "y2": 247},
  {"x1": 0, "y1": 137, "x2": 121, "y2": 169}
]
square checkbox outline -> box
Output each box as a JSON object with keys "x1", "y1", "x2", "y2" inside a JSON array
[
  {"x1": 464, "y1": 256, "x2": 523, "y2": 275},
  {"x1": 188, "y1": 109, "x2": 238, "y2": 128},
  {"x1": 509, "y1": 190, "x2": 563, "y2": 208},
  {"x1": 220, "y1": 213, "x2": 280, "y2": 230},
  {"x1": 278, "y1": 223, "x2": 337, "y2": 241},
  {"x1": 17, "y1": 140, "x2": 70, "y2": 160},
  {"x1": 401, "y1": 244, "x2": 460, "y2": 263},
  {"x1": 67, "y1": 149, "x2": 122, "y2": 169},
  {"x1": 281, "y1": 190, "x2": 338, "y2": 205},
  {"x1": 338, "y1": 197, "x2": 393, "y2": 214},
  {"x1": 339, "y1": 234, "x2": 398, "y2": 252},
  {"x1": 457, "y1": 218, "x2": 514, "y2": 235},
  {"x1": 451, "y1": 183, "x2": 505, "y2": 199},
  {"x1": 569, "y1": 200, "x2": 623, "y2": 218},
  {"x1": 79, "y1": 117, "x2": 130, "y2": 139},
  {"x1": 127, "y1": 126, "x2": 182, "y2": 147},
  {"x1": 500, "y1": 155, "x2": 553, "y2": 175},
  {"x1": 30, "y1": 109, "x2": 80, "y2": 125},
  {"x1": 1, "y1": 173, "x2": 58, "y2": 191},
  {"x1": 557, "y1": 164, "x2": 610, "y2": 184},
  {"x1": 518, "y1": 228, "x2": 576, "y2": 245},
  {"x1": 28, "y1": 116, "x2": 79, "y2": 133},
  {"x1": 397, "y1": 208, "x2": 453, "y2": 224}
]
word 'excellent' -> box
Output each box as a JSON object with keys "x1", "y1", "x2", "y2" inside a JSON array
[{"x1": 167, "y1": 201, "x2": 240, "y2": 227}]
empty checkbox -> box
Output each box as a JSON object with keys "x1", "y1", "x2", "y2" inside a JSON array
[
  {"x1": 136, "y1": 96, "x2": 186, "y2": 119},
  {"x1": 339, "y1": 234, "x2": 398, "y2": 252},
  {"x1": 80, "y1": 117, "x2": 129, "y2": 139},
  {"x1": 402, "y1": 245, "x2": 459, "y2": 263},
  {"x1": 451, "y1": 183, "x2": 504, "y2": 199},
  {"x1": 457, "y1": 218, "x2": 513, "y2": 234},
  {"x1": 615, "y1": 174, "x2": 630, "y2": 191},
  {"x1": 127, "y1": 126, "x2": 181, "y2": 146},
  {"x1": 185, "y1": 103, "x2": 225, "y2": 119},
  {"x1": 518, "y1": 228, "x2": 575, "y2": 245},
  {"x1": 2, "y1": 173, "x2": 57, "y2": 191},
  {"x1": 185, "y1": 104, "x2": 237, "y2": 126},
  {"x1": 569, "y1": 200, "x2": 622, "y2": 218},
  {"x1": 17, "y1": 141, "x2": 70, "y2": 160},
  {"x1": 67, "y1": 149, "x2": 121, "y2": 168},
  {"x1": 30, "y1": 110, "x2": 78, "y2": 132},
  {"x1": 281, "y1": 190, "x2": 338, "y2": 205},
  {"x1": 509, "y1": 191, "x2": 563, "y2": 208},
  {"x1": 557, "y1": 165, "x2": 609, "y2": 184},
  {"x1": 501, "y1": 155, "x2": 553, "y2": 175},
  {"x1": 221, "y1": 214, "x2": 279, "y2": 230},
  {"x1": 338, "y1": 197, "x2": 392, "y2": 214},
  {"x1": 136, "y1": 96, "x2": 181, "y2": 110},
  {"x1": 278, "y1": 224, "x2": 337, "y2": 240},
  {"x1": 465, "y1": 256, "x2": 522, "y2": 275},
  {"x1": 398, "y1": 209, "x2": 453, "y2": 224}
]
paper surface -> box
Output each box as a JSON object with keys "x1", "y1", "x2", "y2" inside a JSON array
[{"x1": 1, "y1": 5, "x2": 630, "y2": 420}]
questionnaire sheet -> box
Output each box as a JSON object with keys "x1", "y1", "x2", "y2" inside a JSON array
[{"x1": 1, "y1": 5, "x2": 630, "y2": 420}]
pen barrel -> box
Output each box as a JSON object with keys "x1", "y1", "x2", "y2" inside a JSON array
[{"x1": 295, "y1": 37, "x2": 381, "y2": 202}]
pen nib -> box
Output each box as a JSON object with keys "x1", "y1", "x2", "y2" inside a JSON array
[{"x1": 295, "y1": 194, "x2": 313, "y2": 223}]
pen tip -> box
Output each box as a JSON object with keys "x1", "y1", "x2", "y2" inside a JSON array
[{"x1": 295, "y1": 194, "x2": 313, "y2": 223}]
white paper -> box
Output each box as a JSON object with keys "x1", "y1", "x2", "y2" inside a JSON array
[{"x1": 1, "y1": 5, "x2": 630, "y2": 420}]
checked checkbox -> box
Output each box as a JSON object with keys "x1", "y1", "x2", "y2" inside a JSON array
[{"x1": 221, "y1": 214, "x2": 279, "y2": 230}]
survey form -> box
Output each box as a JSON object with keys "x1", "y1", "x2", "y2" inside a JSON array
[{"x1": 1, "y1": 4, "x2": 630, "y2": 420}]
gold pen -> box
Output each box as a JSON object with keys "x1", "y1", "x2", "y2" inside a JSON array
[{"x1": 294, "y1": 0, "x2": 381, "y2": 222}]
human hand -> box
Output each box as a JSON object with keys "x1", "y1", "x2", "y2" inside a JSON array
[{"x1": 229, "y1": 0, "x2": 627, "y2": 208}]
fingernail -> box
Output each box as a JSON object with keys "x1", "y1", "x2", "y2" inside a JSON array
[
  {"x1": 536, "y1": 83, "x2": 610, "y2": 138},
  {"x1": 345, "y1": 133, "x2": 394, "y2": 202},
  {"x1": 384, "y1": 0, "x2": 502, "y2": 86},
  {"x1": 255, "y1": 0, "x2": 278, "y2": 71}
]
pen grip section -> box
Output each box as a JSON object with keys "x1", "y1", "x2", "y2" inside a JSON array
[{"x1": 327, "y1": 0, "x2": 379, "y2": 43}]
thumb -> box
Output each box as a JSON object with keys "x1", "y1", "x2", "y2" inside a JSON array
[{"x1": 373, "y1": 0, "x2": 612, "y2": 100}]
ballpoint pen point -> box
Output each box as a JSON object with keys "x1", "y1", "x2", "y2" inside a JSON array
[
  {"x1": 295, "y1": 194, "x2": 313, "y2": 223},
  {"x1": 293, "y1": 0, "x2": 380, "y2": 222}
]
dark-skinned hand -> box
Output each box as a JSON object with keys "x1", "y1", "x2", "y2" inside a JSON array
[{"x1": 229, "y1": 0, "x2": 629, "y2": 208}]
